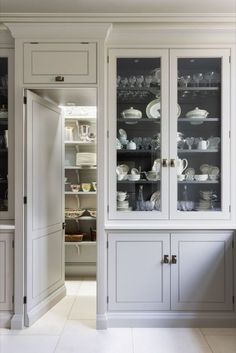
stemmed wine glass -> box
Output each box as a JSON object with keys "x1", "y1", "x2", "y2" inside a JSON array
[
  {"x1": 185, "y1": 137, "x2": 195, "y2": 150},
  {"x1": 180, "y1": 75, "x2": 191, "y2": 88},
  {"x1": 193, "y1": 73, "x2": 203, "y2": 87}
]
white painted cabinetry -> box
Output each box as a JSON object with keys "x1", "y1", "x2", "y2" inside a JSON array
[
  {"x1": 0, "y1": 232, "x2": 13, "y2": 312},
  {"x1": 24, "y1": 43, "x2": 97, "y2": 84},
  {"x1": 108, "y1": 231, "x2": 233, "y2": 312}
]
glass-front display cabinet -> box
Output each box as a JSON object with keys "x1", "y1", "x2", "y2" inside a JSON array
[
  {"x1": 0, "y1": 50, "x2": 13, "y2": 220},
  {"x1": 108, "y1": 49, "x2": 230, "y2": 220}
]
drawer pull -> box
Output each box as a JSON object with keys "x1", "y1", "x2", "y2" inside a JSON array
[
  {"x1": 171, "y1": 255, "x2": 177, "y2": 264},
  {"x1": 163, "y1": 255, "x2": 169, "y2": 264},
  {"x1": 55, "y1": 75, "x2": 64, "y2": 82}
]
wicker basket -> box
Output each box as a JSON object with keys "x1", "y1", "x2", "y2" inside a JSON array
[{"x1": 65, "y1": 234, "x2": 84, "y2": 242}]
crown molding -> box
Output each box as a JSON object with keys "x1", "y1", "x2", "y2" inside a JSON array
[
  {"x1": 5, "y1": 22, "x2": 112, "y2": 40},
  {"x1": 1, "y1": 12, "x2": 236, "y2": 24}
]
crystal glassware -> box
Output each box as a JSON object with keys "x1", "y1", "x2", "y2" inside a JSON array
[
  {"x1": 144, "y1": 75, "x2": 152, "y2": 88},
  {"x1": 185, "y1": 137, "x2": 195, "y2": 150},
  {"x1": 128, "y1": 75, "x2": 136, "y2": 88},
  {"x1": 136, "y1": 75, "x2": 144, "y2": 88},
  {"x1": 193, "y1": 73, "x2": 203, "y2": 87},
  {"x1": 180, "y1": 75, "x2": 191, "y2": 88}
]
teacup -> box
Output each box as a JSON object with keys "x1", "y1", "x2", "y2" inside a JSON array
[
  {"x1": 81, "y1": 183, "x2": 91, "y2": 192},
  {"x1": 144, "y1": 171, "x2": 159, "y2": 181}
]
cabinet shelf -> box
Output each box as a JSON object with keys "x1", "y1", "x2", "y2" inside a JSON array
[
  {"x1": 64, "y1": 166, "x2": 96, "y2": 170},
  {"x1": 64, "y1": 141, "x2": 96, "y2": 146},
  {"x1": 178, "y1": 86, "x2": 220, "y2": 91},
  {"x1": 65, "y1": 216, "x2": 96, "y2": 221},
  {"x1": 178, "y1": 180, "x2": 219, "y2": 184},
  {"x1": 178, "y1": 118, "x2": 219, "y2": 123},
  {"x1": 65, "y1": 241, "x2": 96, "y2": 245},
  {"x1": 178, "y1": 149, "x2": 219, "y2": 153},
  {"x1": 65, "y1": 191, "x2": 96, "y2": 195},
  {"x1": 117, "y1": 149, "x2": 159, "y2": 155},
  {"x1": 117, "y1": 118, "x2": 160, "y2": 124},
  {"x1": 65, "y1": 116, "x2": 96, "y2": 122},
  {"x1": 118, "y1": 180, "x2": 160, "y2": 184}
]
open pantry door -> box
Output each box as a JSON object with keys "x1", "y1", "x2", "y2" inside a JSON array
[{"x1": 24, "y1": 90, "x2": 65, "y2": 326}]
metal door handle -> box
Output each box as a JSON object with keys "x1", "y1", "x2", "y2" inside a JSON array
[
  {"x1": 163, "y1": 255, "x2": 169, "y2": 264},
  {"x1": 170, "y1": 159, "x2": 176, "y2": 167},
  {"x1": 55, "y1": 75, "x2": 64, "y2": 82},
  {"x1": 171, "y1": 255, "x2": 177, "y2": 264},
  {"x1": 162, "y1": 159, "x2": 168, "y2": 167}
]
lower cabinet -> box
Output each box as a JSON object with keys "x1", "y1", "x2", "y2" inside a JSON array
[
  {"x1": 108, "y1": 231, "x2": 233, "y2": 312},
  {"x1": 0, "y1": 232, "x2": 14, "y2": 312}
]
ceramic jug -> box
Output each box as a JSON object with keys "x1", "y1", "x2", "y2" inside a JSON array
[{"x1": 176, "y1": 158, "x2": 188, "y2": 175}]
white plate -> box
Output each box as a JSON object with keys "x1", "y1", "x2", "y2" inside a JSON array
[
  {"x1": 209, "y1": 166, "x2": 220, "y2": 176},
  {"x1": 146, "y1": 99, "x2": 161, "y2": 119},
  {"x1": 200, "y1": 164, "x2": 210, "y2": 174},
  {"x1": 150, "y1": 191, "x2": 161, "y2": 202},
  {"x1": 177, "y1": 104, "x2": 181, "y2": 118}
]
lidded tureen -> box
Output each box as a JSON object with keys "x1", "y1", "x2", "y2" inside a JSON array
[
  {"x1": 121, "y1": 107, "x2": 142, "y2": 119},
  {"x1": 186, "y1": 107, "x2": 209, "y2": 119}
]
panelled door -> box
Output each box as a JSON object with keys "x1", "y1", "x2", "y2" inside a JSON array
[{"x1": 25, "y1": 90, "x2": 65, "y2": 326}]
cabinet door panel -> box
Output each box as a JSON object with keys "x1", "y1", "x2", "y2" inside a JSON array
[
  {"x1": 0, "y1": 233, "x2": 13, "y2": 311},
  {"x1": 24, "y1": 43, "x2": 96, "y2": 84},
  {"x1": 171, "y1": 232, "x2": 233, "y2": 311},
  {"x1": 108, "y1": 233, "x2": 170, "y2": 311}
]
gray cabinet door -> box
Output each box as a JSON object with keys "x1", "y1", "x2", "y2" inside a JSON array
[
  {"x1": 0, "y1": 232, "x2": 13, "y2": 311},
  {"x1": 108, "y1": 233, "x2": 170, "y2": 311},
  {"x1": 171, "y1": 232, "x2": 233, "y2": 311}
]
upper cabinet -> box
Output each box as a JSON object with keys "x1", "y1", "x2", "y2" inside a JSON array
[
  {"x1": 108, "y1": 48, "x2": 231, "y2": 221},
  {"x1": 0, "y1": 49, "x2": 14, "y2": 220},
  {"x1": 24, "y1": 42, "x2": 97, "y2": 84}
]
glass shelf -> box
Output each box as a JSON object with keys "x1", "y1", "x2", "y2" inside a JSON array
[{"x1": 178, "y1": 87, "x2": 220, "y2": 91}]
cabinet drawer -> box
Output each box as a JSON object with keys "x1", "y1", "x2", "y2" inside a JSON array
[
  {"x1": 0, "y1": 233, "x2": 13, "y2": 311},
  {"x1": 24, "y1": 43, "x2": 97, "y2": 84}
]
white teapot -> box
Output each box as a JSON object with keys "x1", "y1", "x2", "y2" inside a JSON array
[
  {"x1": 121, "y1": 107, "x2": 142, "y2": 119},
  {"x1": 176, "y1": 158, "x2": 188, "y2": 175}
]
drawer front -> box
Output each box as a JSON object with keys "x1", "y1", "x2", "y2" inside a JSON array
[
  {"x1": 0, "y1": 233, "x2": 13, "y2": 311},
  {"x1": 24, "y1": 43, "x2": 97, "y2": 84}
]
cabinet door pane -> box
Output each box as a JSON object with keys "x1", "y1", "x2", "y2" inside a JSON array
[
  {"x1": 0, "y1": 58, "x2": 8, "y2": 212},
  {"x1": 116, "y1": 58, "x2": 163, "y2": 213},
  {"x1": 177, "y1": 58, "x2": 222, "y2": 213},
  {"x1": 170, "y1": 49, "x2": 230, "y2": 220}
]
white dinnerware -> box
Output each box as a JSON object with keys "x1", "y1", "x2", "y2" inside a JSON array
[
  {"x1": 121, "y1": 107, "x2": 142, "y2": 119},
  {"x1": 198, "y1": 140, "x2": 210, "y2": 150},
  {"x1": 176, "y1": 158, "x2": 188, "y2": 175}
]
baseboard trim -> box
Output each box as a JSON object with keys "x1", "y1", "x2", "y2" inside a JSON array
[
  {"x1": 96, "y1": 313, "x2": 108, "y2": 329},
  {"x1": 107, "y1": 312, "x2": 236, "y2": 328},
  {"x1": 25, "y1": 284, "x2": 66, "y2": 327},
  {"x1": 0, "y1": 311, "x2": 13, "y2": 328}
]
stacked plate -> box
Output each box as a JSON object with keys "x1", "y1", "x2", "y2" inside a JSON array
[{"x1": 76, "y1": 152, "x2": 96, "y2": 166}]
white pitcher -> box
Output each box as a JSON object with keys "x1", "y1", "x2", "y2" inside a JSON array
[{"x1": 176, "y1": 158, "x2": 188, "y2": 175}]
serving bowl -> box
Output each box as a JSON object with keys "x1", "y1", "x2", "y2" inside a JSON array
[{"x1": 194, "y1": 174, "x2": 208, "y2": 181}]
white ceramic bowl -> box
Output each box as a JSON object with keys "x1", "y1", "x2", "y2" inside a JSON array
[
  {"x1": 127, "y1": 174, "x2": 140, "y2": 181},
  {"x1": 194, "y1": 174, "x2": 208, "y2": 181},
  {"x1": 209, "y1": 174, "x2": 219, "y2": 181}
]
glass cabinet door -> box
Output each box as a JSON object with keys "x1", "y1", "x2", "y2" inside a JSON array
[
  {"x1": 108, "y1": 49, "x2": 169, "y2": 219},
  {"x1": 0, "y1": 57, "x2": 9, "y2": 213},
  {"x1": 170, "y1": 49, "x2": 230, "y2": 219}
]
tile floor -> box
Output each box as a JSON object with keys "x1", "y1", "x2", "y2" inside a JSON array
[{"x1": 0, "y1": 278, "x2": 235, "y2": 353}]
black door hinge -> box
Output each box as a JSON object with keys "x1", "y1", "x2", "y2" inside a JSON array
[
  {"x1": 12, "y1": 295, "x2": 14, "y2": 304},
  {"x1": 62, "y1": 222, "x2": 65, "y2": 230},
  {"x1": 12, "y1": 240, "x2": 14, "y2": 248},
  {"x1": 24, "y1": 196, "x2": 27, "y2": 204},
  {"x1": 23, "y1": 296, "x2": 27, "y2": 304},
  {"x1": 23, "y1": 96, "x2": 27, "y2": 105}
]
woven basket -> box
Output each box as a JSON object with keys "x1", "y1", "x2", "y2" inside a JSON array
[{"x1": 65, "y1": 234, "x2": 84, "y2": 242}]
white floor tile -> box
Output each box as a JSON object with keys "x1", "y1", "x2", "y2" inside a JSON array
[
  {"x1": 69, "y1": 296, "x2": 96, "y2": 320},
  {"x1": 78, "y1": 280, "x2": 96, "y2": 297},
  {"x1": 201, "y1": 328, "x2": 236, "y2": 336},
  {"x1": 65, "y1": 280, "x2": 82, "y2": 296},
  {"x1": 133, "y1": 328, "x2": 212, "y2": 353},
  {"x1": 205, "y1": 335, "x2": 236, "y2": 353},
  {"x1": 0, "y1": 335, "x2": 59, "y2": 353},
  {"x1": 55, "y1": 320, "x2": 133, "y2": 353}
]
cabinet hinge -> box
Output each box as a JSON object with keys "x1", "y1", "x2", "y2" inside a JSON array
[
  {"x1": 23, "y1": 296, "x2": 27, "y2": 304},
  {"x1": 62, "y1": 222, "x2": 65, "y2": 230},
  {"x1": 107, "y1": 56, "x2": 109, "y2": 64},
  {"x1": 107, "y1": 296, "x2": 109, "y2": 303},
  {"x1": 23, "y1": 196, "x2": 27, "y2": 204},
  {"x1": 233, "y1": 295, "x2": 234, "y2": 304},
  {"x1": 12, "y1": 295, "x2": 14, "y2": 304},
  {"x1": 107, "y1": 240, "x2": 109, "y2": 249},
  {"x1": 23, "y1": 96, "x2": 27, "y2": 105},
  {"x1": 12, "y1": 240, "x2": 14, "y2": 249},
  {"x1": 229, "y1": 205, "x2": 231, "y2": 212}
]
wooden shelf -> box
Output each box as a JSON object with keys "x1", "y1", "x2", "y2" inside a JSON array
[
  {"x1": 64, "y1": 166, "x2": 96, "y2": 170},
  {"x1": 65, "y1": 116, "x2": 96, "y2": 122},
  {"x1": 178, "y1": 149, "x2": 219, "y2": 153},
  {"x1": 65, "y1": 241, "x2": 96, "y2": 245},
  {"x1": 65, "y1": 191, "x2": 96, "y2": 195}
]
